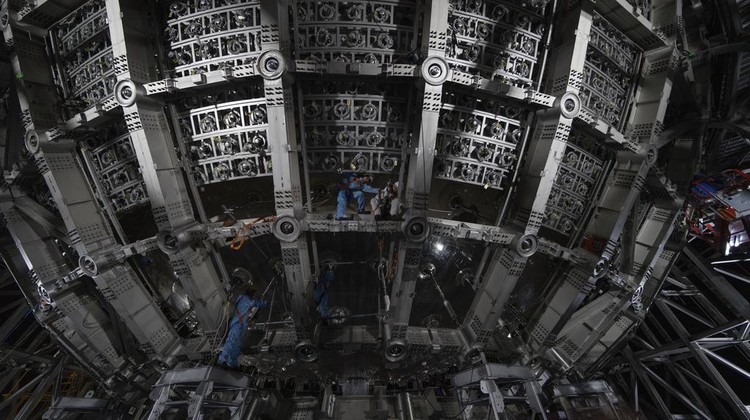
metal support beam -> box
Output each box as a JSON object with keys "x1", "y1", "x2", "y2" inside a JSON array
[
  {"x1": 0, "y1": 192, "x2": 124, "y2": 373},
  {"x1": 106, "y1": 0, "x2": 227, "y2": 334},
  {"x1": 460, "y1": 247, "x2": 529, "y2": 347},
  {"x1": 624, "y1": 348, "x2": 672, "y2": 418},
  {"x1": 259, "y1": 0, "x2": 313, "y2": 329},
  {"x1": 684, "y1": 247, "x2": 750, "y2": 319},
  {"x1": 688, "y1": 341, "x2": 750, "y2": 419},
  {"x1": 614, "y1": 254, "x2": 750, "y2": 420},
  {"x1": 387, "y1": 0, "x2": 450, "y2": 345},
  {"x1": 461, "y1": 1, "x2": 595, "y2": 353},
  {"x1": 641, "y1": 363, "x2": 712, "y2": 419},
  {"x1": 13, "y1": 355, "x2": 66, "y2": 420}
]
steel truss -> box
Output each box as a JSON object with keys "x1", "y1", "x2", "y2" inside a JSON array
[
  {"x1": 607, "y1": 245, "x2": 750, "y2": 419},
  {"x1": 0, "y1": 0, "x2": 709, "y2": 416}
]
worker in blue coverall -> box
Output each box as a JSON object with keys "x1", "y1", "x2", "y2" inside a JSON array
[
  {"x1": 218, "y1": 286, "x2": 268, "y2": 368},
  {"x1": 336, "y1": 173, "x2": 380, "y2": 220},
  {"x1": 314, "y1": 267, "x2": 335, "y2": 319}
]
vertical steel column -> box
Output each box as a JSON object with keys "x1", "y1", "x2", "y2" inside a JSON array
[
  {"x1": 527, "y1": 158, "x2": 649, "y2": 354},
  {"x1": 459, "y1": 1, "x2": 594, "y2": 350},
  {"x1": 513, "y1": 1, "x2": 592, "y2": 236},
  {"x1": 459, "y1": 243, "x2": 535, "y2": 349},
  {"x1": 386, "y1": 0, "x2": 450, "y2": 350},
  {"x1": 0, "y1": 240, "x2": 115, "y2": 386},
  {"x1": 402, "y1": 0, "x2": 449, "y2": 211},
  {"x1": 259, "y1": 0, "x2": 312, "y2": 328},
  {"x1": 105, "y1": 0, "x2": 227, "y2": 333}
]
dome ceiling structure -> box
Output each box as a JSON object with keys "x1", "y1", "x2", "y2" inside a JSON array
[{"x1": 0, "y1": 0, "x2": 747, "y2": 418}]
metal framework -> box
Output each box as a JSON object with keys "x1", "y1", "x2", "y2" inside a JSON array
[
  {"x1": 607, "y1": 245, "x2": 750, "y2": 419},
  {"x1": 0, "y1": 0, "x2": 740, "y2": 417}
]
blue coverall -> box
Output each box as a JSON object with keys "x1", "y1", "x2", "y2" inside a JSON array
[
  {"x1": 314, "y1": 269, "x2": 334, "y2": 318},
  {"x1": 218, "y1": 294, "x2": 268, "y2": 367},
  {"x1": 336, "y1": 174, "x2": 379, "y2": 219}
]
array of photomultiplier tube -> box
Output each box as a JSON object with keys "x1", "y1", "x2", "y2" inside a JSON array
[
  {"x1": 88, "y1": 132, "x2": 150, "y2": 212},
  {"x1": 300, "y1": 82, "x2": 406, "y2": 176},
  {"x1": 580, "y1": 12, "x2": 641, "y2": 130},
  {"x1": 445, "y1": 0, "x2": 547, "y2": 87},
  {"x1": 434, "y1": 90, "x2": 527, "y2": 190},
  {"x1": 182, "y1": 96, "x2": 272, "y2": 185},
  {"x1": 542, "y1": 132, "x2": 608, "y2": 238},
  {"x1": 165, "y1": 0, "x2": 263, "y2": 77},
  {"x1": 49, "y1": 0, "x2": 114, "y2": 116},
  {"x1": 44, "y1": 0, "x2": 628, "y2": 204}
]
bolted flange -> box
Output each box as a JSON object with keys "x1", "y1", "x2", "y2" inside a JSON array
[
  {"x1": 558, "y1": 91, "x2": 581, "y2": 119},
  {"x1": 512, "y1": 233, "x2": 538, "y2": 258},
  {"x1": 79, "y1": 255, "x2": 99, "y2": 277},
  {"x1": 464, "y1": 345, "x2": 484, "y2": 363},
  {"x1": 157, "y1": 231, "x2": 182, "y2": 255},
  {"x1": 421, "y1": 56, "x2": 450, "y2": 85},
  {"x1": 385, "y1": 339, "x2": 407, "y2": 362},
  {"x1": 114, "y1": 79, "x2": 138, "y2": 107},
  {"x1": 401, "y1": 217, "x2": 430, "y2": 243},
  {"x1": 24, "y1": 130, "x2": 40, "y2": 154},
  {"x1": 593, "y1": 258, "x2": 609, "y2": 279},
  {"x1": 257, "y1": 50, "x2": 286, "y2": 80},
  {"x1": 152, "y1": 357, "x2": 175, "y2": 373},
  {"x1": 273, "y1": 215, "x2": 301, "y2": 242},
  {"x1": 79, "y1": 252, "x2": 118, "y2": 277},
  {"x1": 295, "y1": 340, "x2": 319, "y2": 363}
]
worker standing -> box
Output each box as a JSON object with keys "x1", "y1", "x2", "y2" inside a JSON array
[
  {"x1": 371, "y1": 181, "x2": 401, "y2": 221},
  {"x1": 336, "y1": 173, "x2": 379, "y2": 220},
  {"x1": 217, "y1": 286, "x2": 268, "y2": 369}
]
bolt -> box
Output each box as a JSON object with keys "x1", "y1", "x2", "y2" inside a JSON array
[
  {"x1": 265, "y1": 57, "x2": 280, "y2": 72},
  {"x1": 82, "y1": 257, "x2": 96, "y2": 273},
  {"x1": 120, "y1": 85, "x2": 133, "y2": 100},
  {"x1": 388, "y1": 344, "x2": 403, "y2": 355},
  {"x1": 564, "y1": 98, "x2": 576, "y2": 112},
  {"x1": 280, "y1": 221, "x2": 295, "y2": 235},
  {"x1": 164, "y1": 234, "x2": 178, "y2": 248},
  {"x1": 428, "y1": 63, "x2": 442, "y2": 78}
]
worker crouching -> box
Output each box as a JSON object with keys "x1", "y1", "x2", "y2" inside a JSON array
[{"x1": 335, "y1": 173, "x2": 380, "y2": 220}]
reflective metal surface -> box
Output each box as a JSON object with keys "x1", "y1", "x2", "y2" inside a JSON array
[{"x1": 0, "y1": 0, "x2": 747, "y2": 418}]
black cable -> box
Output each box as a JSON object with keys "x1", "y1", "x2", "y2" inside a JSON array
[{"x1": 447, "y1": 363, "x2": 476, "y2": 419}]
